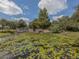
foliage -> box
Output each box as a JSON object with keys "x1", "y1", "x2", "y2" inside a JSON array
[
  {"x1": 17, "y1": 19, "x2": 27, "y2": 28},
  {"x1": 0, "y1": 4, "x2": 79, "y2": 59},
  {"x1": 50, "y1": 5, "x2": 79, "y2": 33},
  {"x1": 0, "y1": 19, "x2": 17, "y2": 29},
  {"x1": 0, "y1": 19, "x2": 27, "y2": 30},
  {"x1": 49, "y1": 16, "x2": 69, "y2": 33},
  {"x1": 0, "y1": 32, "x2": 79, "y2": 59},
  {"x1": 30, "y1": 8, "x2": 51, "y2": 30},
  {"x1": 0, "y1": 33, "x2": 10, "y2": 37}
]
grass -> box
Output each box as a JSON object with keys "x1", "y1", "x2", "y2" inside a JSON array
[
  {"x1": 0, "y1": 29, "x2": 16, "y2": 37},
  {"x1": 0, "y1": 32, "x2": 10, "y2": 37},
  {"x1": 0, "y1": 32, "x2": 79, "y2": 59}
]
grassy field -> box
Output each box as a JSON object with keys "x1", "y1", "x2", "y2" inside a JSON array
[
  {"x1": 0, "y1": 32, "x2": 79, "y2": 59},
  {"x1": 0, "y1": 33, "x2": 11, "y2": 37},
  {"x1": 0, "y1": 29, "x2": 16, "y2": 37}
]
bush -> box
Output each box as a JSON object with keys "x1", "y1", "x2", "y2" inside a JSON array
[
  {"x1": 0, "y1": 30, "x2": 15, "y2": 34},
  {"x1": 49, "y1": 24, "x2": 63, "y2": 33}
]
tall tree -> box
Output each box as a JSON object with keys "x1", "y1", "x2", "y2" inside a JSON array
[
  {"x1": 30, "y1": 8, "x2": 51, "y2": 30},
  {"x1": 17, "y1": 19, "x2": 27, "y2": 28},
  {"x1": 38, "y1": 8, "x2": 51, "y2": 29},
  {"x1": 72, "y1": 5, "x2": 79, "y2": 22},
  {"x1": 0, "y1": 19, "x2": 8, "y2": 29}
]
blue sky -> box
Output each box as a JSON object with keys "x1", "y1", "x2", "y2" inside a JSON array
[{"x1": 0, "y1": 0, "x2": 79, "y2": 21}]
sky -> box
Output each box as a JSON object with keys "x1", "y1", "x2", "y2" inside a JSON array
[{"x1": 0, "y1": 0, "x2": 79, "y2": 21}]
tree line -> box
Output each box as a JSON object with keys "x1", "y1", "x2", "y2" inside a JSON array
[
  {"x1": 0, "y1": 19, "x2": 27, "y2": 29},
  {"x1": 0, "y1": 5, "x2": 79, "y2": 33},
  {"x1": 49, "y1": 5, "x2": 79, "y2": 33}
]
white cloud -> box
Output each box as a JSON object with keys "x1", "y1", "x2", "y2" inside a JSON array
[
  {"x1": 52, "y1": 15, "x2": 64, "y2": 20},
  {"x1": 50, "y1": 15, "x2": 63, "y2": 22},
  {"x1": 38, "y1": 0, "x2": 67, "y2": 15},
  {"x1": 0, "y1": 0, "x2": 23, "y2": 15},
  {"x1": 23, "y1": 6, "x2": 29, "y2": 10},
  {"x1": 15, "y1": 17, "x2": 30, "y2": 21}
]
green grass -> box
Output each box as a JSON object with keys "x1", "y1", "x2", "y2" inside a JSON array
[
  {"x1": 0, "y1": 33, "x2": 10, "y2": 37},
  {"x1": 0, "y1": 32, "x2": 79, "y2": 59}
]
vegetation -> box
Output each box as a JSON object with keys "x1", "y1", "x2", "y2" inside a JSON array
[
  {"x1": 30, "y1": 8, "x2": 51, "y2": 31},
  {"x1": 0, "y1": 5, "x2": 79, "y2": 33},
  {"x1": 0, "y1": 33, "x2": 10, "y2": 37},
  {"x1": 49, "y1": 5, "x2": 79, "y2": 33},
  {"x1": 0, "y1": 32, "x2": 79, "y2": 59},
  {"x1": 0, "y1": 4, "x2": 79, "y2": 59},
  {"x1": 0, "y1": 19, "x2": 27, "y2": 30},
  {"x1": 17, "y1": 19, "x2": 27, "y2": 28}
]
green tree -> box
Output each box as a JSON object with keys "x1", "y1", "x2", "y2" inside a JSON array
[
  {"x1": 50, "y1": 5, "x2": 79, "y2": 32},
  {"x1": 17, "y1": 19, "x2": 27, "y2": 28},
  {"x1": 7, "y1": 20, "x2": 17, "y2": 29},
  {"x1": 72, "y1": 5, "x2": 79, "y2": 21},
  {"x1": 68, "y1": 5, "x2": 79, "y2": 31},
  {"x1": 49, "y1": 16, "x2": 70, "y2": 33},
  {"x1": 30, "y1": 8, "x2": 51, "y2": 30},
  {"x1": 38, "y1": 8, "x2": 51, "y2": 29},
  {"x1": 0, "y1": 19, "x2": 8, "y2": 29}
]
